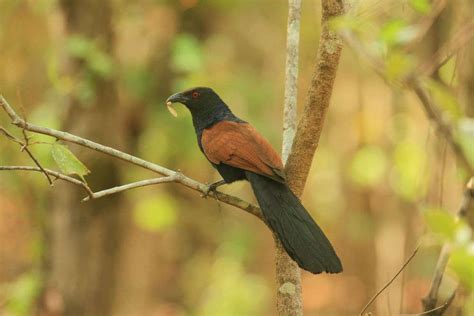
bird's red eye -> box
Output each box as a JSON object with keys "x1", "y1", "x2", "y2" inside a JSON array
[{"x1": 192, "y1": 91, "x2": 200, "y2": 98}]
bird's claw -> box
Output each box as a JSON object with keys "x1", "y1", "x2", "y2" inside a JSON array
[
  {"x1": 201, "y1": 180, "x2": 226, "y2": 199},
  {"x1": 201, "y1": 184, "x2": 218, "y2": 199}
]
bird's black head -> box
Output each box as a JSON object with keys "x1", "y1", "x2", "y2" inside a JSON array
[
  {"x1": 166, "y1": 87, "x2": 224, "y2": 112},
  {"x1": 166, "y1": 87, "x2": 237, "y2": 131}
]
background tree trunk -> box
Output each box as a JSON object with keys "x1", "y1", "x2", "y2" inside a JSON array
[{"x1": 40, "y1": 1, "x2": 127, "y2": 315}]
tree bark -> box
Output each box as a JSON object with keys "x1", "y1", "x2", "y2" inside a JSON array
[{"x1": 286, "y1": 0, "x2": 346, "y2": 196}]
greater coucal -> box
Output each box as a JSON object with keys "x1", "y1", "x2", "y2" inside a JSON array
[{"x1": 166, "y1": 87, "x2": 342, "y2": 274}]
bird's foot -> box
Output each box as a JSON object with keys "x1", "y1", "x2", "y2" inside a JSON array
[{"x1": 201, "y1": 180, "x2": 226, "y2": 199}]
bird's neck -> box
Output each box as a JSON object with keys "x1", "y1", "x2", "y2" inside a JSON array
[{"x1": 191, "y1": 103, "x2": 242, "y2": 133}]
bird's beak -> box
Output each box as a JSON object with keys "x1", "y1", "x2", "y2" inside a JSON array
[{"x1": 165, "y1": 92, "x2": 189, "y2": 117}]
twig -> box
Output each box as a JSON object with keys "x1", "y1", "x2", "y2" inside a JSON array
[
  {"x1": 360, "y1": 246, "x2": 420, "y2": 316},
  {"x1": 22, "y1": 147, "x2": 53, "y2": 186},
  {"x1": 420, "y1": 291, "x2": 456, "y2": 316},
  {"x1": 0, "y1": 95, "x2": 262, "y2": 220},
  {"x1": 82, "y1": 175, "x2": 179, "y2": 201},
  {"x1": 409, "y1": 79, "x2": 473, "y2": 175},
  {"x1": 419, "y1": 20, "x2": 474, "y2": 77},
  {"x1": 405, "y1": 0, "x2": 448, "y2": 51},
  {"x1": 0, "y1": 126, "x2": 23, "y2": 145},
  {"x1": 422, "y1": 178, "x2": 474, "y2": 314},
  {"x1": 401, "y1": 292, "x2": 456, "y2": 316},
  {"x1": 0, "y1": 125, "x2": 53, "y2": 185},
  {"x1": 0, "y1": 166, "x2": 93, "y2": 198}
]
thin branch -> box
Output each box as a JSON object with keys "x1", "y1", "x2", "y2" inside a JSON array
[
  {"x1": 419, "y1": 20, "x2": 474, "y2": 77},
  {"x1": 82, "y1": 175, "x2": 179, "y2": 201},
  {"x1": 401, "y1": 293, "x2": 456, "y2": 316},
  {"x1": 22, "y1": 147, "x2": 53, "y2": 186},
  {"x1": 409, "y1": 79, "x2": 474, "y2": 175},
  {"x1": 0, "y1": 95, "x2": 262, "y2": 220},
  {"x1": 276, "y1": 0, "x2": 303, "y2": 315},
  {"x1": 360, "y1": 246, "x2": 420, "y2": 316},
  {"x1": 405, "y1": 0, "x2": 448, "y2": 51},
  {"x1": 0, "y1": 166, "x2": 93, "y2": 197},
  {"x1": 422, "y1": 177, "x2": 474, "y2": 314},
  {"x1": 1, "y1": 125, "x2": 53, "y2": 185},
  {"x1": 0, "y1": 126, "x2": 23, "y2": 145},
  {"x1": 282, "y1": 0, "x2": 301, "y2": 163}
]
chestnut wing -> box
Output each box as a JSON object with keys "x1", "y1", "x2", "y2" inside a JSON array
[{"x1": 201, "y1": 121, "x2": 285, "y2": 182}]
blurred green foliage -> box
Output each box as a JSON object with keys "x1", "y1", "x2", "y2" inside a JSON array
[
  {"x1": 4, "y1": 272, "x2": 41, "y2": 316},
  {"x1": 349, "y1": 145, "x2": 387, "y2": 188},
  {"x1": 172, "y1": 34, "x2": 204, "y2": 73},
  {"x1": 66, "y1": 36, "x2": 114, "y2": 79},
  {"x1": 133, "y1": 194, "x2": 177, "y2": 232},
  {"x1": 409, "y1": 0, "x2": 432, "y2": 14}
]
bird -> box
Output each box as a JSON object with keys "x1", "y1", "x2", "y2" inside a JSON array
[{"x1": 166, "y1": 87, "x2": 342, "y2": 274}]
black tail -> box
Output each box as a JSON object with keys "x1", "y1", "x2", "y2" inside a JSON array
[{"x1": 246, "y1": 171, "x2": 342, "y2": 274}]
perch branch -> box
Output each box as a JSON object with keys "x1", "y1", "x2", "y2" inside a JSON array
[
  {"x1": 0, "y1": 95, "x2": 262, "y2": 220},
  {"x1": 0, "y1": 166, "x2": 93, "y2": 197},
  {"x1": 82, "y1": 175, "x2": 179, "y2": 201}
]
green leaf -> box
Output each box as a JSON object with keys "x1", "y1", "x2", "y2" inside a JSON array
[
  {"x1": 379, "y1": 19, "x2": 418, "y2": 47},
  {"x1": 424, "y1": 208, "x2": 458, "y2": 240},
  {"x1": 51, "y1": 143, "x2": 90, "y2": 181},
  {"x1": 449, "y1": 246, "x2": 474, "y2": 290},
  {"x1": 424, "y1": 208, "x2": 471, "y2": 242},
  {"x1": 349, "y1": 145, "x2": 387, "y2": 187},
  {"x1": 409, "y1": 0, "x2": 432, "y2": 14}
]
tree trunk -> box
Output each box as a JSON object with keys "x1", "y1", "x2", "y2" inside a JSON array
[{"x1": 40, "y1": 1, "x2": 126, "y2": 315}]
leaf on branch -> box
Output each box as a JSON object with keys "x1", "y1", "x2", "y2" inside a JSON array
[
  {"x1": 51, "y1": 143, "x2": 90, "y2": 182},
  {"x1": 449, "y1": 247, "x2": 474, "y2": 290},
  {"x1": 379, "y1": 19, "x2": 418, "y2": 47},
  {"x1": 424, "y1": 208, "x2": 471, "y2": 243}
]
